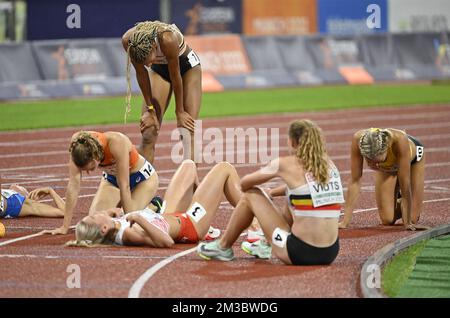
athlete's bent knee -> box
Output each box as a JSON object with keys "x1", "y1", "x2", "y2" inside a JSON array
[
  {"x1": 141, "y1": 125, "x2": 158, "y2": 145},
  {"x1": 380, "y1": 213, "x2": 396, "y2": 226}
]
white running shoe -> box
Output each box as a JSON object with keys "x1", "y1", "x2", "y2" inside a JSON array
[
  {"x1": 241, "y1": 239, "x2": 272, "y2": 259},
  {"x1": 246, "y1": 229, "x2": 265, "y2": 243},
  {"x1": 203, "y1": 226, "x2": 221, "y2": 241}
]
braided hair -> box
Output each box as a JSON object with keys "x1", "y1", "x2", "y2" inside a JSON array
[
  {"x1": 69, "y1": 131, "x2": 104, "y2": 168},
  {"x1": 358, "y1": 128, "x2": 392, "y2": 160},
  {"x1": 125, "y1": 20, "x2": 175, "y2": 122}
]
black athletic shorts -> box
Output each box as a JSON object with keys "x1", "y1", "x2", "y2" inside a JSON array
[
  {"x1": 286, "y1": 234, "x2": 339, "y2": 266},
  {"x1": 150, "y1": 49, "x2": 201, "y2": 83},
  {"x1": 408, "y1": 135, "x2": 424, "y2": 165}
]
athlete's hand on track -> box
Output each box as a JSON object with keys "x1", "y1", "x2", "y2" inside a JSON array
[
  {"x1": 140, "y1": 110, "x2": 160, "y2": 133},
  {"x1": 40, "y1": 226, "x2": 69, "y2": 235},
  {"x1": 176, "y1": 111, "x2": 195, "y2": 133},
  {"x1": 28, "y1": 187, "x2": 51, "y2": 200}
]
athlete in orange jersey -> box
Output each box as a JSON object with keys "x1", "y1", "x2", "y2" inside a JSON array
[
  {"x1": 44, "y1": 131, "x2": 158, "y2": 235},
  {"x1": 340, "y1": 128, "x2": 427, "y2": 231},
  {"x1": 66, "y1": 160, "x2": 242, "y2": 248}
]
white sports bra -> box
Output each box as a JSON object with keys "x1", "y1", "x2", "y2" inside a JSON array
[
  {"x1": 113, "y1": 208, "x2": 170, "y2": 245},
  {"x1": 286, "y1": 166, "x2": 344, "y2": 218}
]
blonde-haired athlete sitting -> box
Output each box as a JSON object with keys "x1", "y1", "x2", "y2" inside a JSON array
[
  {"x1": 198, "y1": 120, "x2": 344, "y2": 265},
  {"x1": 67, "y1": 160, "x2": 241, "y2": 248},
  {"x1": 122, "y1": 20, "x2": 202, "y2": 162},
  {"x1": 340, "y1": 128, "x2": 427, "y2": 231}
]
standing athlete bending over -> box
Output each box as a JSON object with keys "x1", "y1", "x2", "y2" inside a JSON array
[{"x1": 122, "y1": 20, "x2": 202, "y2": 162}]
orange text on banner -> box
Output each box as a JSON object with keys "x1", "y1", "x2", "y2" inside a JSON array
[
  {"x1": 243, "y1": 0, "x2": 317, "y2": 35},
  {"x1": 186, "y1": 35, "x2": 252, "y2": 75}
]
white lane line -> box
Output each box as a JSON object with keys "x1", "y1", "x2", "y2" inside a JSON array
[
  {"x1": 0, "y1": 226, "x2": 75, "y2": 247},
  {"x1": 0, "y1": 254, "x2": 168, "y2": 260},
  {"x1": 3, "y1": 119, "x2": 450, "y2": 159},
  {"x1": 4, "y1": 159, "x2": 450, "y2": 187},
  {"x1": 1, "y1": 107, "x2": 450, "y2": 146},
  {"x1": 128, "y1": 196, "x2": 450, "y2": 298},
  {"x1": 128, "y1": 247, "x2": 197, "y2": 298},
  {"x1": 0, "y1": 232, "x2": 45, "y2": 247}
]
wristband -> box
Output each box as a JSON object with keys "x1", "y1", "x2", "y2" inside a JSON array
[{"x1": 147, "y1": 105, "x2": 154, "y2": 112}]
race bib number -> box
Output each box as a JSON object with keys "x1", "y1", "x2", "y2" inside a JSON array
[
  {"x1": 186, "y1": 202, "x2": 206, "y2": 223},
  {"x1": 305, "y1": 166, "x2": 345, "y2": 208},
  {"x1": 187, "y1": 51, "x2": 201, "y2": 68},
  {"x1": 272, "y1": 227, "x2": 288, "y2": 248},
  {"x1": 416, "y1": 146, "x2": 424, "y2": 162},
  {"x1": 139, "y1": 160, "x2": 155, "y2": 179}
]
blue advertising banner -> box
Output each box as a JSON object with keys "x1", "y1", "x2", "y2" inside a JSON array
[
  {"x1": 318, "y1": 0, "x2": 387, "y2": 35},
  {"x1": 27, "y1": 0, "x2": 160, "y2": 40},
  {"x1": 170, "y1": 0, "x2": 242, "y2": 35}
]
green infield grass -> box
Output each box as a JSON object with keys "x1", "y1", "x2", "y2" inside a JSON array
[{"x1": 1, "y1": 83, "x2": 450, "y2": 130}]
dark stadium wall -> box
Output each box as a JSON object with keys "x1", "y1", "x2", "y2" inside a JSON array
[{"x1": 26, "y1": 0, "x2": 160, "y2": 40}]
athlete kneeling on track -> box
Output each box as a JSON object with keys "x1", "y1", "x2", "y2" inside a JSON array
[
  {"x1": 198, "y1": 120, "x2": 344, "y2": 265},
  {"x1": 44, "y1": 131, "x2": 159, "y2": 235},
  {"x1": 339, "y1": 128, "x2": 427, "y2": 231},
  {"x1": 1, "y1": 183, "x2": 64, "y2": 219},
  {"x1": 66, "y1": 160, "x2": 241, "y2": 247}
]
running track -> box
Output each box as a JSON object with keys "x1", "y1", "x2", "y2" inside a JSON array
[{"x1": 0, "y1": 104, "x2": 449, "y2": 297}]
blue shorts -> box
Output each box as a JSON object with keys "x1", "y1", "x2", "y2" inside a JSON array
[
  {"x1": 0, "y1": 192, "x2": 25, "y2": 218},
  {"x1": 102, "y1": 160, "x2": 155, "y2": 191}
]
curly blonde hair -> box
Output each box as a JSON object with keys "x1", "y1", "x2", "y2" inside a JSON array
[
  {"x1": 359, "y1": 128, "x2": 392, "y2": 160},
  {"x1": 125, "y1": 20, "x2": 175, "y2": 122},
  {"x1": 289, "y1": 119, "x2": 329, "y2": 184},
  {"x1": 69, "y1": 131, "x2": 104, "y2": 168}
]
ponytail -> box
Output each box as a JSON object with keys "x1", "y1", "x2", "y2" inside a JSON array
[{"x1": 289, "y1": 120, "x2": 329, "y2": 184}]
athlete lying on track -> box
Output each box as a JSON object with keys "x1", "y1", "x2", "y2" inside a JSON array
[
  {"x1": 1, "y1": 183, "x2": 64, "y2": 219},
  {"x1": 66, "y1": 160, "x2": 241, "y2": 247}
]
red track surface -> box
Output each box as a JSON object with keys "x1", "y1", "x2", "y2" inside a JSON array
[{"x1": 1, "y1": 104, "x2": 449, "y2": 298}]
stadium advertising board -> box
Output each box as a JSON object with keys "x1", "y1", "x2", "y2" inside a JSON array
[
  {"x1": 243, "y1": 0, "x2": 317, "y2": 35},
  {"x1": 170, "y1": 0, "x2": 242, "y2": 35},
  {"x1": 27, "y1": 0, "x2": 159, "y2": 40},
  {"x1": 318, "y1": 0, "x2": 388, "y2": 34},
  {"x1": 388, "y1": 0, "x2": 450, "y2": 33}
]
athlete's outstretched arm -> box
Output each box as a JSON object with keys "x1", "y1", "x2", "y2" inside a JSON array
[{"x1": 41, "y1": 159, "x2": 81, "y2": 234}]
